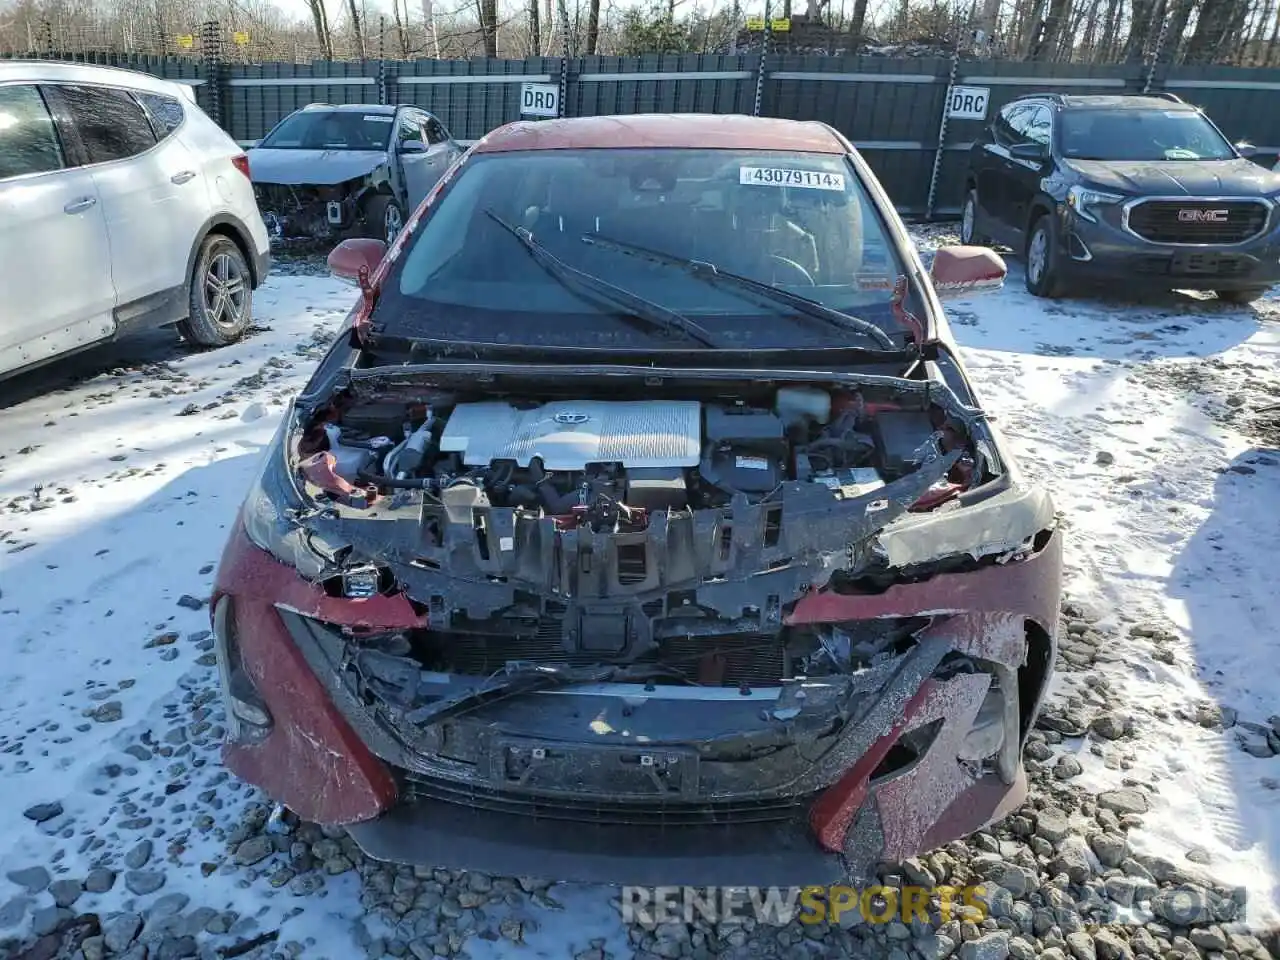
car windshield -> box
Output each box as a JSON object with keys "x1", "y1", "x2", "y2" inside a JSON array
[
  {"x1": 1059, "y1": 108, "x2": 1235, "y2": 162},
  {"x1": 259, "y1": 110, "x2": 393, "y2": 151},
  {"x1": 377, "y1": 147, "x2": 912, "y2": 352}
]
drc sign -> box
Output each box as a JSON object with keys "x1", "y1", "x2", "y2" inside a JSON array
[
  {"x1": 520, "y1": 82, "x2": 560, "y2": 118},
  {"x1": 947, "y1": 86, "x2": 990, "y2": 121}
]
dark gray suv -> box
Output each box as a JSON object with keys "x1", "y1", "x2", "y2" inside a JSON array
[{"x1": 962, "y1": 92, "x2": 1280, "y2": 303}]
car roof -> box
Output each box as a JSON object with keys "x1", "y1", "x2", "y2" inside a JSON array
[
  {"x1": 298, "y1": 103, "x2": 398, "y2": 114},
  {"x1": 1055, "y1": 94, "x2": 1196, "y2": 110},
  {"x1": 0, "y1": 58, "x2": 191, "y2": 97},
  {"x1": 471, "y1": 114, "x2": 848, "y2": 155}
]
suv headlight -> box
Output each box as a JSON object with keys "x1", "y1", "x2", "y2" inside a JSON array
[
  {"x1": 1066, "y1": 186, "x2": 1124, "y2": 223},
  {"x1": 241, "y1": 402, "x2": 333, "y2": 580}
]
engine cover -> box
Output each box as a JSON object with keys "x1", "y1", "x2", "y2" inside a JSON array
[{"x1": 439, "y1": 400, "x2": 702, "y2": 472}]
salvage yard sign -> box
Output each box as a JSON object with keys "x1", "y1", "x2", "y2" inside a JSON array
[
  {"x1": 947, "y1": 85, "x2": 990, "y2": 121},
  {"x1": 520, "y1": 82, "x2": 560, "y2": 118},
  {"x1": 952, "y1": 87, "x2": 988, "y2": 122}
]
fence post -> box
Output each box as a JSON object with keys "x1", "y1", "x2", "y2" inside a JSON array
[
  {"x1": 752, "y1": 1, "x2": 772, "y2": 117},
  {"x1": 377, "y1": 16, "x2": 388, "y2": 106},
  {"x1": 925, "y1": 50, "x2": 960, "y2": 222},
  {"x1": 557, "y1": 0, "x2": 571, "y2": 118},
  {"x1": 558, "y1": 54, "x2": 569, "y2": 118},
  {"x1": 200, "y1": 20, "x2": 225, "y2": 133},
  {"x1": 1143, "y1": 14, "x2": 1171, "y2": 93}
]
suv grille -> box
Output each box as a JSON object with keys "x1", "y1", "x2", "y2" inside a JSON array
[{"x1": 1126, "y1": 200, "x2": 1270, "y2": 245}]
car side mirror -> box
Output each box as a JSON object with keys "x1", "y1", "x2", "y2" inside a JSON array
[
  {"x1": 1009, "y1": 141, "x2": 1047, "y2": 163},
  {"x1": 399, "y1": 139, "x2": 427, "y2": 153},
  {"x1": 1235, "y1": 141, "x2": 1259, "y2": 158},
  {"x1": 328, "y1": 238, "x2": 387, "y2": 285},
  {"x1": 930, "y1": 246, "x2": 1007, "y2": 300}
]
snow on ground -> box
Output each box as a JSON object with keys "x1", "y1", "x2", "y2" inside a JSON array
[
  {"x1": 0, "y1": 238, "x2": 1278, "y2": 959},
  {"x1": 915, "y1": 226, "x2": 1280, "y2": 927}
]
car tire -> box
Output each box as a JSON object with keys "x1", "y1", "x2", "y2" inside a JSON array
[
  {"x1": 1025, "y1": 214, "x2": 1065, "y2": 299},
  {"x1": 961, "y1": 188, "x2": 989, "y2": 246},
  {"x1": 178, "y1": 233, "x2": 253, "y2": 348},
  {"x1": 364, "y1": 194, "x2": 405, "y2": 245},
  {"x1": 1216, "y1": 288, "x2": 1268, "y2": 304}
]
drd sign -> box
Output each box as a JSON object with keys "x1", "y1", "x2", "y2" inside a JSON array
[
  {"x1": 947, "y1": 85, "x2": 990, "y2": 121},
  {"x1": 520, "y1": 82, "x2": 560, "y2": 118}
]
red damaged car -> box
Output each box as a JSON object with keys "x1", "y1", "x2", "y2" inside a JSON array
[{"x1": 212, "y1": 114, "x2": 1062, "y2": 885}]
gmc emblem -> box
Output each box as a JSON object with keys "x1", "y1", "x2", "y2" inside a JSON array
[{"x1": 1178, "y1": 208, "x2": 1230, "y2": 222}]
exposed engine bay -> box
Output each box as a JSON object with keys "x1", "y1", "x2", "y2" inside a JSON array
[
  {"x1": 273, "y1": 366, "x2": 1050, "y2": 700},
  {"x1": 308, "y1": 386, "x2": 967, "y2": 520}
]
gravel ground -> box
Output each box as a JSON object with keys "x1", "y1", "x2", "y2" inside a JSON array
[
  {"x1": 6, "y1": 598, "x2": 1277, "y2": 960},
  {"x1": 4, "y1": 244, "x2": 1280, "y2": 960}
]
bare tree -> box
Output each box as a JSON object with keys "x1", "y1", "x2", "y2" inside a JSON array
[
  {"x1": 847, "y1": 0, "x2": 870, "y2": 40},
  {"x1": 586, "y1": 0, "x2": 599, "y2": 52},
  {"x1": 389, "y1": 0, "x2": 409, "y2": 56},
  {"x1": 1030, "y1": 0, "x2": 1071, "y2": 58},
  {"x1": 1184, "y1": 0, "x2": 1248, "y2": 63},
  {"x1": 345, "y1": 0, "x2": 365, "y2": 56},
  {"x1": 306, "y1": 0, "x2": 334, "y2": 58},
  {"x1": 476, "y1": 0, "x2": 496, "y2": 54}
]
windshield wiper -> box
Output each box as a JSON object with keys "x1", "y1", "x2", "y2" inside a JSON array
[
  {"x1": 581, "y1": 232, "x2": 898, "y2": 351},
  {"x1": 483, "y1": 209, "x2": 722, "y2": 348},
  {"x1": 403, "y1": 662, "x2": 692, "y2": 726}
]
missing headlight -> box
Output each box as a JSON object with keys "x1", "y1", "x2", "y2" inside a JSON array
[{"x1": 212, "y1": 596, "x2": 273, "y2": 741}]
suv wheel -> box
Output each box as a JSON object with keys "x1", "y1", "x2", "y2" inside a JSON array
[
  {"x1": 1025, "y1": 215, "x2": 1065, "y2": 299},
  {"x1": 365, "y1": 195, "x2": 405, "y2": 244},
  {"x1": 961, "y1": 189, "x2": 988, "y2": 245},
  {"x1": 179, "y1": 234, "x2": 253, "y2": 347},
  {"x1": 1217, "y1": 288, "x2": 1268, "y2": 305}
]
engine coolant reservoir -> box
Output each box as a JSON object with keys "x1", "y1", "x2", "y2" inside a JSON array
[
  {"x1": 323, "y1": 424, "x2": 374, "y2": 481},
  {"x1": 774, "y1": 387, "x2": 832, "y2": 427}
]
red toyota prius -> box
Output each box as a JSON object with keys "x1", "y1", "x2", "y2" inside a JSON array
[{"x1": 211, "y1": 113, "x2": 1062, "y2": 885}]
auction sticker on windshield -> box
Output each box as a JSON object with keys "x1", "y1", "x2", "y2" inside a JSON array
[{"x1": 740, "y1": 167, "x2": 846, "y2": 191}]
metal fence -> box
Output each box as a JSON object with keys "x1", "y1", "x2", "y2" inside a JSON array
[{"x1": 17, "y1": 51, "x2": 1280, "y2": 217}]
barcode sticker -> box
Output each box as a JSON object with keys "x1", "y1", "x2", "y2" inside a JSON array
[{"x1": 740, "y1": 167, "x2": 846, "y2": 191}]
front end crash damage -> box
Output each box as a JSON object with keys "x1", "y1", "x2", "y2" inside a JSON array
[
  {"x1": 212, "y1": 362, "x2": 1063, "y2": 884},
  {"x1": 254, "y1": 169, "x2": 391, "y2": 244}
]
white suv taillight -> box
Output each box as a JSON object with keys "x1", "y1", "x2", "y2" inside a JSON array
[{"x1": 231, "y1": 154, "x2": 251, "y2": 179}]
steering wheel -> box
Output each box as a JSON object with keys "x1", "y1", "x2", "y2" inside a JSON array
[{"x1": 769, "y1": 254, "x2": 816, "y2": 286}]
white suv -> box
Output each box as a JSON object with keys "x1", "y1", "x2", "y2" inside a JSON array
[{"x1": 0, "y1": 60, "x2": 271, "y2": 379}]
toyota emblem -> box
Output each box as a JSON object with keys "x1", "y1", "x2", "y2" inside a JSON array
[{"x1": 554, "y1": 412, "x2": 590, "y2": 424}]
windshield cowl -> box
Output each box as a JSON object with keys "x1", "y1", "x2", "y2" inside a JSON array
[{"x1": 361, "y1": 331, "x2": 919, "y2": 372}]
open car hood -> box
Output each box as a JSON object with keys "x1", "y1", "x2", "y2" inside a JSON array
[{"x1": 247, "y1": 148, "x2": 390, "y2": 186}]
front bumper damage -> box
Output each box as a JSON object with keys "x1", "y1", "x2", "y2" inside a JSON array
[
  {"x1": 253, "y1": 179, "x2": 383, "y2": 244},
  {"x1": 213, "y1": 488, "x2": 1063, "y2": 886}
]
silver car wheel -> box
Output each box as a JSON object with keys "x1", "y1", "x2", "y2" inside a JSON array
[
  {"x1": 204, "y1": 253, "x2": 248, "y2": 330},
  {"x1": 385, "y1": 204, "x2": 403, "y2": 243},
  {"x1": 1028, "y1": 226, "x2": 1048, "y2": 284}
]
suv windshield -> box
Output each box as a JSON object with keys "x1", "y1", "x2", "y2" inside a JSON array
[
  {"x1": 378, "y1": 148, "x2": 910, "y2": 352},
  {"x1": 259, "y1": 110, "x2": 393, "y2": 151},
  {"x1": 1059, "y1": 108, "x2": 1235, "y2": 162}
]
